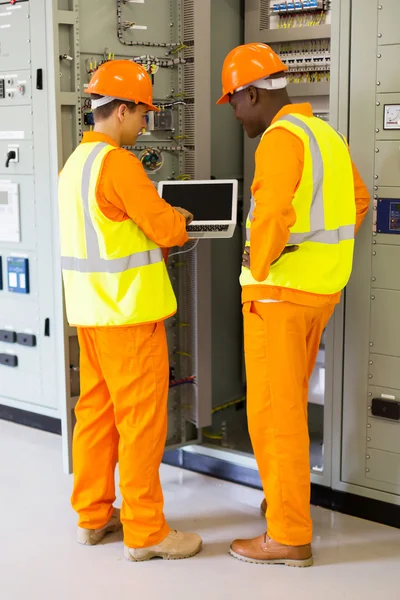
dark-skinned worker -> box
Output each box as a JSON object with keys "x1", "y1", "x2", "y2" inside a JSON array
[
  {"x1": 58, "y1": 60, "x2": 202, "y2": 562},
  {"x1": 217, "y1": 43, "x2": 370, "y2": 567}
]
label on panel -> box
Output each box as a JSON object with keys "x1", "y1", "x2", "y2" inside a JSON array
[{"x1": 0, "y1": 131, "x2": 24, "y2": 140}]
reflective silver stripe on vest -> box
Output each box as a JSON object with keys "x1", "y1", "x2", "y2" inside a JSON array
[
  {"x1": 61, "y1": 143, "x2": 163, "y2": 273},
  {"x1": 61, "y1": 248, "x2": 163, "y2": 273},
  {"x1": 288, "y1": 224, "x2": 355, "y2": 245},
  {"x1": 245, "y1": 117, "x2": 354, "y2": 246},
  {"x1": 280, "y1": 115, "x2": 324, "y2": 232}
]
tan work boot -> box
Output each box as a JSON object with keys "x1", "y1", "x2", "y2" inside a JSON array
[
  {"x1": 77, "y1": 508, "x2": 122, "y2": 546},
  {"x1": 124, "y1": 529, "x2": 202, "y2": 562},
  {"x1": 260, "y1": 498, "x2": 267, "y2": 516},
  {"x1": 230, "y1": 533, "x2": 313, "y2": 568}
]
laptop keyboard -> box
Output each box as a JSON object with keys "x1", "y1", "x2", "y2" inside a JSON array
[{"x1": 187, "y1": 225, "x2": 229, "y2": 232}]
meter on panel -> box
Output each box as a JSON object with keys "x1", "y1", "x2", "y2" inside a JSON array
[{"x1": 383, "y1": 104, "x2": 400, "y2": 130}]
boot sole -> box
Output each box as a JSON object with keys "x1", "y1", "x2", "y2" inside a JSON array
[
  {"x1": 229, "y1": 548, "x2": 313, "y2": 568},
  {"x1": 78, "y1": 522, "x2": 122, "y2": 546},
  {"x1": 124, "y1": 542, "x2": 202, "y2": 562}
]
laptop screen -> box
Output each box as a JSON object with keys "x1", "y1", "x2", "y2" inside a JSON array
[{"x1": 160, "y1": 182, "x2": 234, "y2": 221}]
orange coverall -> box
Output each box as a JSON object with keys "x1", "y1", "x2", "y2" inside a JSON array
[
  {"x1": 244, "y1": 104, "x2": 370, "y2": 546},
  {"x1": 71, "y1": 132, "x2": 188, "y2": 549}
]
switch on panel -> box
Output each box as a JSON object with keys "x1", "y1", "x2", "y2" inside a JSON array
[
  {"x1": 7, "y1": 257, "x2": 29, "y2": 294},
  {"x1": 0, "y1": 330, "x2": 16, "y2": 343},
  {"x1": 5, "y1": 146, "x2": 19, "y2": 168},
  {"x1": 0, "y1": 353, "x2": 18, "y2": 368},
  {"x1": 17, "y1": 333, "x2": 36, "y2": 347}
]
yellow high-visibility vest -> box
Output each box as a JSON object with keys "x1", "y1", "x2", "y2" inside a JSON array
[
  {"x1": 240, "y1": 114, "x2": 356, "y2": 295},
  {"x1": 59, "y1": 142, "x2": 177, "y2": 327}
]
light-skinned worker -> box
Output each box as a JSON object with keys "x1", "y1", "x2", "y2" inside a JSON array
[
  {"x1": 58, "y1": 60, "x2": 202, "y2": 562},
  {"x1": 217, "y1": 43, "x2": 370, "y2": 567}
]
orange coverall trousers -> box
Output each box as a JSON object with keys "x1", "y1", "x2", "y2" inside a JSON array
[
  {"x1": 243, "y1": 300, "x2": 335, "y2": 546},
  {"x1": 71, "y1": 322, "x2": 170, "y2": 549}
]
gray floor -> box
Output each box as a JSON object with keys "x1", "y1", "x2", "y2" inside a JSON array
[{"x1": 2, "y1": 419, "x2": 400, "y2": 600}]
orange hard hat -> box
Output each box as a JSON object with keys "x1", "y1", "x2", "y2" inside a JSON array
[
  {"x1": 217, "y1": 43, "x2": 288, "y2": 105},
  {"x1": 86, "y1": 59, "x2": 159, "y2": 112}
]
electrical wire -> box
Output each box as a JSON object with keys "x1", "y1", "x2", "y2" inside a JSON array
[
  {"x1": 169, "y1": 240, "x2": 199, "y2": 259},
  {"x1": 169, "y1": 376, "x2": 196, "y2": 389},
  {"x1": 212, "y1": 396, "x2": 246, "y2": 415},
  {"x1": 116, "y1": 0, "x2": 183, "y2": 48},
  {"x1": 203, "y1": 432, "x2": 223, "y2": 441}
]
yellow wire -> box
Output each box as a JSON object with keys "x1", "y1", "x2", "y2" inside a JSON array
[
  {"x1": 170, "y1": 44, "x2": 188, "y2": 54},
  {"x1": 203, "y1": 432, "x2": 223, "y2": 441},
  {"x1": 212, "y1": 396, "x2": 246, "y2": 415}
]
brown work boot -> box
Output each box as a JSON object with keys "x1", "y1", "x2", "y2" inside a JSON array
[
  {"x1": 230, "y1": 533, "x2": 313, "y2": 567},
  {"x1": 260, "y1": 498, "x2": 267, "y2": 516}
]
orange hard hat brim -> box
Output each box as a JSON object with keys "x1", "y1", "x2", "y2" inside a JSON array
[
  {"x1": 216, "y1": 93, "x2": 230, "y2": 105},
  {"x1": 147, "y1": 102, "x2": 160, "y2": 112}
]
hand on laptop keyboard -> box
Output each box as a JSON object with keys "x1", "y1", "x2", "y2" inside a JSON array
[{"x1": 174, "y1": 207, "x2": 194, "y2": 225}]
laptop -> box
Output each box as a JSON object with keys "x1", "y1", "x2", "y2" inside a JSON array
[{"x1": 158, "y1": 179, "x2": 238, "y2": 239}]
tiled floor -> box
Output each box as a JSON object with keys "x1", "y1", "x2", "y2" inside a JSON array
[{"x1": 1, "y1": 419, "x2": 400, "y2": 600}]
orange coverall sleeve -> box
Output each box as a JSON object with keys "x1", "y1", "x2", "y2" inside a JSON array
[
  {"x1": 250, "y1": 130, "x2": 371, "y2": 283},
  {"x1": 250, "y1": 129, "x2": 301, "y2": 283},
  {"x1": 98, "y1": 149, "x2": 188, "y2": 248}
]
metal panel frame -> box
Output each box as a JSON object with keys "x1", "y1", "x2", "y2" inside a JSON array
[
  {"x1": 340, "y1": 0, "x2": 377, "y2": 490},
  {"x1": 192, "y1": 0, "x2": 212, "y2": 429}
]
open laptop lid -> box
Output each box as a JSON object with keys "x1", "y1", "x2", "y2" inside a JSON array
[{"x1": 158, "y1": 180, "x2": 238, "y2": 225}]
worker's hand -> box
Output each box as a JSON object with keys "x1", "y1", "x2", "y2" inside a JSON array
[
  {"x1": 242, "y1": 246, "x2": 250, "y2": 268},
  {"x1": 174, "y1": 206, "x2": 194, "y2": 226},
  {"x1": 242, "y1": 245, "x2": 299, "y2": 269},
  {"x1": 271, "y1": 245, "x2": 299, "y2": 265}
]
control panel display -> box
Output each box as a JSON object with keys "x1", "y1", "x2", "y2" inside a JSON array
[
  {"x1": 389, "y1": 202, "x2": 400, "y2": 232},
  {"x1": 376, "y1": 198, "x2": 400, "y2": 234}
]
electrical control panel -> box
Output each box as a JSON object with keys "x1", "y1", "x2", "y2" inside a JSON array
[
  {"x1": 269, "y1": 0, "x2": 331, "y2": 28},
  {"x1": 0, "y1": 0, "x2": 62, "y2": 427}
]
